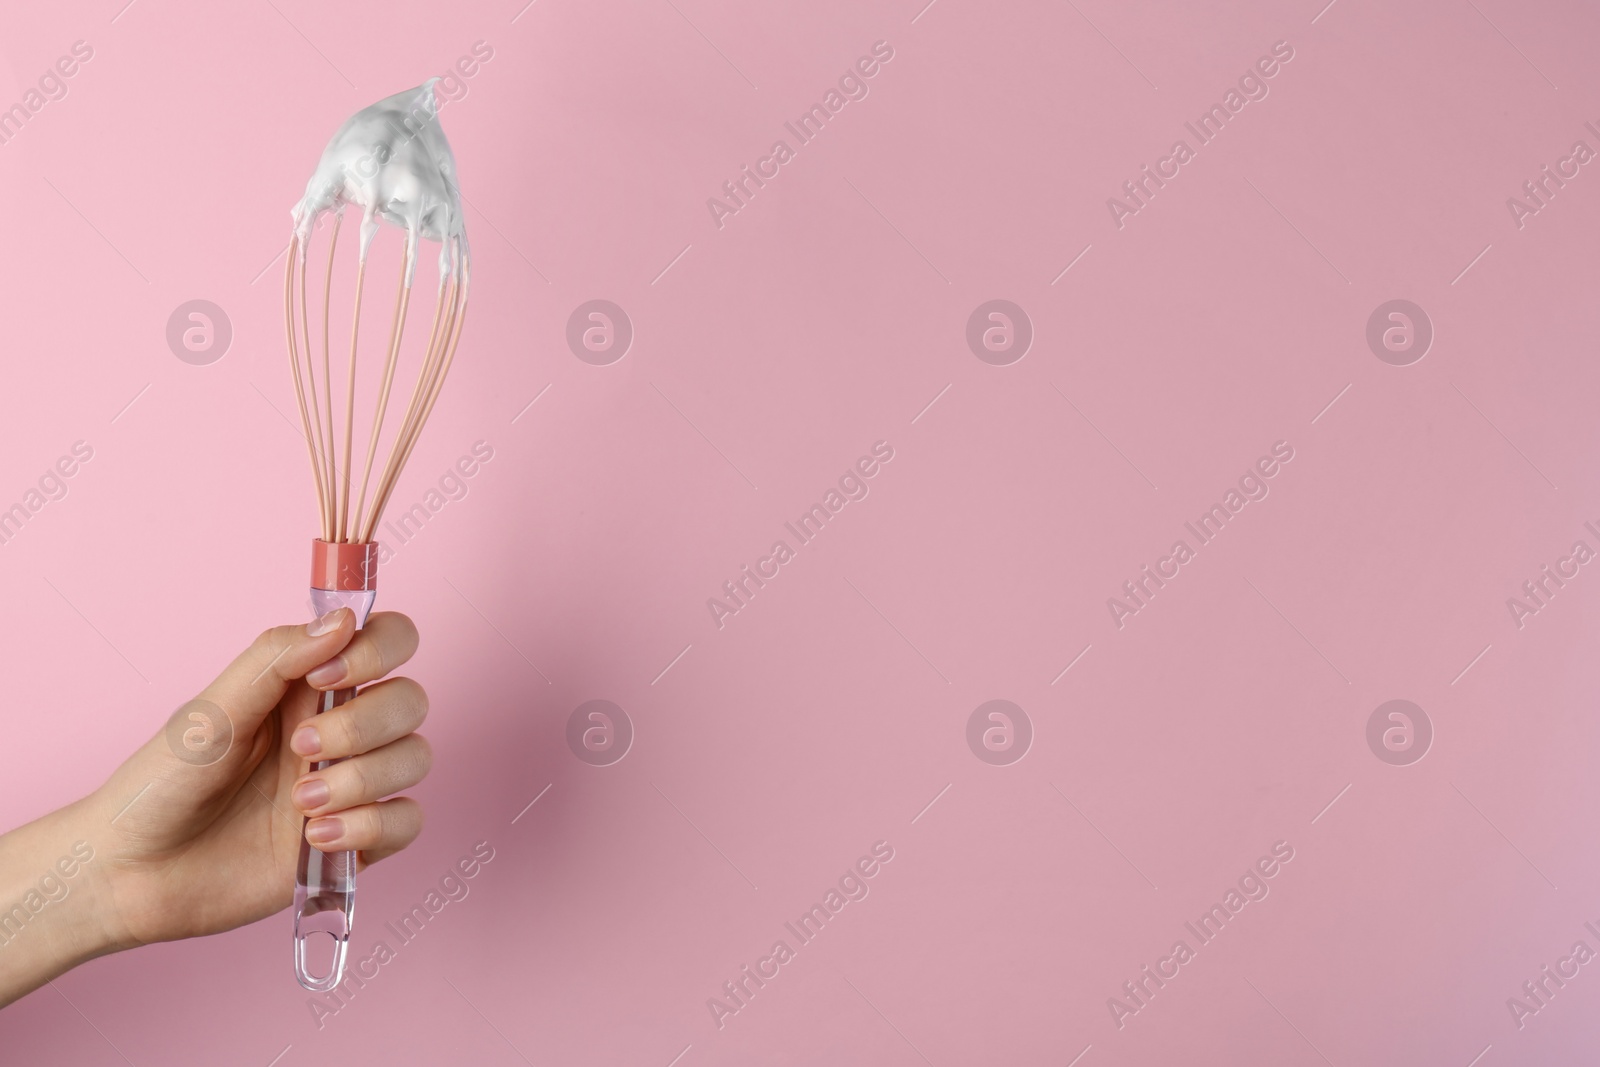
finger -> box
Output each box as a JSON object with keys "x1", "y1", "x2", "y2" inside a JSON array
[
  {"x1": 304, "y1": 611, "x2": 418, "y2": 692},
  {"x1": 289, "y1": 676, "x2": 428, "y2": 761},
  {"x1": 305, "y1": 796, "x2": 424, "y2": 854},
  {"x1": 292, "y1": 734, "x2": 432, "y2": 816},
  {"x1": 195, "y1": 608, "x2": 358, "y2": 741},
  {"x1": 360, "y1": 842, "x2": 414, "y2": 867}
]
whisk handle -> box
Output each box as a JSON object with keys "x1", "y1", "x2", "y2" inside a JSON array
[
  {"x1": 292, "y1": 682, "x2": 362, "y2": 992},
  {"x1": 293, "y1": 542, "x2": 378, "y2": 992}
]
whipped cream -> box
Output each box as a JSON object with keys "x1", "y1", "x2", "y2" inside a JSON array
[{"x1": 291, "y1": 80, "x2": 468, "y2": 285}]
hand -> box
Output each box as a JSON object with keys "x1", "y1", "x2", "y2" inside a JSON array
[{"x1": 0, "y1": 610, "x2": 431, "y2": 1005}]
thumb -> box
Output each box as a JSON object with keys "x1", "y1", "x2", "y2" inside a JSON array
[{"x1": 188, "y1": 609, "x2": 359, "y2": 751}]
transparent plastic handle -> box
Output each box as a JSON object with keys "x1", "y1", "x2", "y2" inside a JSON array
[{"x1": 293, "y1": 588, "x2": 376, "y2": 993}]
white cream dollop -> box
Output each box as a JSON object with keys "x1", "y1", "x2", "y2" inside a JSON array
[{"x1": 291, "y1": 80, "x2": 468, "y2": 286}]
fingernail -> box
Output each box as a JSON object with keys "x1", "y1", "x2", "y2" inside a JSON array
[
  {"x1": 306, "y1": 656, "x2": 347, "y2": 689},
  {"x1": 307, "y1": 609, "x2": 347, "y2": 637},
  {"x1": 293, "y1": 779, "x2": 330, "y2": 811},
  {"x1": 306, "y1": 817, "x2": 343, "y2": 845},
  {"x1": 290, "y1": 724, "x2": 321, "y2": 758}
]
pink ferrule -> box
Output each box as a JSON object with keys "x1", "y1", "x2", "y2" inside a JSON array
[{"x1": 310, "y1": 540, "x2": 379, "y2": 591}]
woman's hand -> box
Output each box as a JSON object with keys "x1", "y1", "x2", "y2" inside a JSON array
[{"x1": 0, "y1": 610, "x2": 431, "y2": 1006}]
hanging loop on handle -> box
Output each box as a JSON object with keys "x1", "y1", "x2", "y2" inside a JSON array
[{"x1": 292, "y1": 680, "x2": 363, "y2": 992}]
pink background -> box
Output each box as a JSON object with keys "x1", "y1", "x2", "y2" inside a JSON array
[{"x1": 3, "y1": 0, "x2": 1600, "y2": 1063}]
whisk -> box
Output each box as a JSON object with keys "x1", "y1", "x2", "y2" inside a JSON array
[{"x1": 282, "y1": 79, "x2": 470, "y2": 992}]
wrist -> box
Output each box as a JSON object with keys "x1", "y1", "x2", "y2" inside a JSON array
[
  {"x1": 62, "y1": 788, "x2": 140, "y2": 956},
  {"x1": 0, "y1": 798, "x2": 124, "y2": 1005}
]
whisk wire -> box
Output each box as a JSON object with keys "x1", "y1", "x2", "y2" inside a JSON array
[
  {"x1": 296, "y1": 232, "x2": 333, "y2": 540},
  {"x1": 363, "y1": 240, "x2": 463, "y2": 541},
  {"x1": 290, "y1": 215, "x2": 467, "y2": 546},
  {"x1": 397, "y1": 253, "x2": 471, "y2": 487},
  {"x1": 283, "y1": 237, "x2": 330, "y2": 540},
  {"x1": 319, "y1": 216, "x2": 342, "y2": 537},
  {"x1": 337, "y1": 254, "x2": 369, "y2": 542},
  {"x1": 352, "y1": 242, "x2": 414, "y2": 545},
  {"x1": 370, "y1": 288, "x2": 468, "y2": 539}
]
